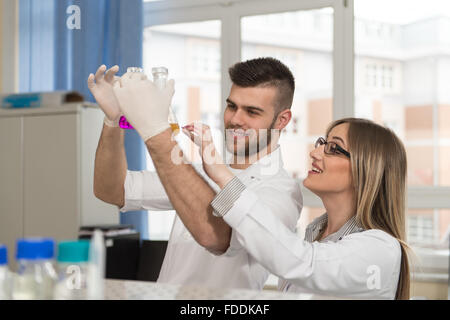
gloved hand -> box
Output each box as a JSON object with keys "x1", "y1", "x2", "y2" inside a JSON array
[
  {"x1": 113, "y1": 74, "x2": 175, "y2": 142},
  {"x1": 87, "y1": 65, "x2": 123, "y2": 127}
]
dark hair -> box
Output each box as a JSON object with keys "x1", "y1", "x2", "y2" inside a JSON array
[{"x1": 228, "y1": 57, "x2": 295, "y2": 113}]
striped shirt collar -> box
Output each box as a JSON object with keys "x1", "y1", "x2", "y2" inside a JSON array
[
  {"x1": 305, "y1": 213, "x2": 364, "y2": 243},
  {"x1": 280, "y1": 213, "x2": 365, "y2": 292}
]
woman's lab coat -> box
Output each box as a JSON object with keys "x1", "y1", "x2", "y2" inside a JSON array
[{"x1": 213, "y1": 183, "x2": 402, "y2": 300}]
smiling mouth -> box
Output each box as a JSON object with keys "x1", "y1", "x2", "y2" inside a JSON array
[
  {"x1": 311, "y1": 167, "x2": 323, "y2": 174},
  {"x1": 227, "y1": 129, "x2": 251, "y2": 138}
]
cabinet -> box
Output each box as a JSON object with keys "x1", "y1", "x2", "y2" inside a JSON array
[{"x1": 0, "y1": 103, "x2": 118, "y2": 267}]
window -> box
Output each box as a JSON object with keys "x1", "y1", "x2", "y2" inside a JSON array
[
  {"x1": 355, "y1": 1, "x2": 450, "y2": 188},
  {"x1": 187, "y1": 38, "x2": 220, "y2": 79},
  {"x1": 363, "y1": 62, "x2": 396, "y2": 91},
  {"x1": 355, "y1": 0, "x2": 450, "y2": 293},
  {"x1": 143, "y1": 20, "x2": 222, "y2": 239},
  {"x1": 143, "y1": 0, "x2": 450, "y2": 295},
  {"x1": 407, "y1": 210, "x2": 435, "y2": 245},
  {"x1": 144, "y1": 20, "x2": 222, "y2": 165},
  {"x1": 407, "y1": 209, "x2": 450, "y2": 247},
  {"x1": 143, "y1": 0, "x2": 338, "y2": 241},
  {"x1": 241, "y1": 8, "x2": 334, "y2": 180}
]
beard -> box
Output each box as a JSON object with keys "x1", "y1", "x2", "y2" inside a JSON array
[{"x1": 224, "y1": 117, "x2": 278, "y2": 159}]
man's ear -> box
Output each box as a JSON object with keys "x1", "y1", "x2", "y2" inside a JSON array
[{"x1": 273, "y1": 109, "x2": 292, "y2": 130}]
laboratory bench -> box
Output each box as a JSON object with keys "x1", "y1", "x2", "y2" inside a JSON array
[{"x1": 104, "y1": 279, "x2": 333, "y2": 300}]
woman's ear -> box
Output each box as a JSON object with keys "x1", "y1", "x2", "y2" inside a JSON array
[{"x1": 274, "y1": 109, "x2": 292, "y2": 130}]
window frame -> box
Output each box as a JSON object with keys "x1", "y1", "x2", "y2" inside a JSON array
[
  {"x1": 144, "y1": 0, "x2": 354, "y2": 207},
  {"x1": 143, "y1": 0, "x2": 450, "y2": 276}
]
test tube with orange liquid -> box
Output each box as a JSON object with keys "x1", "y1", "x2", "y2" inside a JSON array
[{"x1": 152, "y1": 67, "x2": 179, "y2": 135}]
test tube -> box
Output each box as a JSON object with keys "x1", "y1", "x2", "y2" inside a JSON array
[{"x1": 152, "y1": 67, "x2": 179, "y2": 135}]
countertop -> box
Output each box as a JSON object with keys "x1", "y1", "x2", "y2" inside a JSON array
[{"x1": 104, "y1": 279, "x2": 334, "y2": 300}]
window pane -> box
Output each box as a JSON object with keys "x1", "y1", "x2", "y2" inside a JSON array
[
  {"x1": 407, "y1": 208, "x2": 450, "y2": 247},
  {"x1": 144, "y1": 20, "x2": 221, "y2": 166},
  {"x1": 241, "y1": 8, "x2": 334, "y2": 180},
  {"x1": 407, "y1": 208, "x2": 449, "y2": 297},
  {"x1": 355, "y1": 0, "x2": 450, "y2": 186},
  {"x1": 407, "y1": 209, "x2": 435, "y2": 245},
  {"x1": 143, "y1": 20, "x2": 221, "y2": 239}
]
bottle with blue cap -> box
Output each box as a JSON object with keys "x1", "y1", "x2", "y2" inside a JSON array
[
  {"x1": 54, "y1": 240, "x2": 90, "y2": 300},
  {"x1": 12, "y1": 238, "x2": 57, "y2": 299},
  {"x1": 0, "y1": 244, "x2": 12, "y2": 299}
]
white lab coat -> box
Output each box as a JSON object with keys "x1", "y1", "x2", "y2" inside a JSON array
[
  {"x1": 120, "y1": 147, "x2": 304, "y2": 290},
  {"x1": 221, "y1": 187, "x2": 402, "y2": 299}
]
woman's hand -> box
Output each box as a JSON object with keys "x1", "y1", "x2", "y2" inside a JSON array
[{"x1": 182, "y1": 123, "x2": 234, "y2": 189}]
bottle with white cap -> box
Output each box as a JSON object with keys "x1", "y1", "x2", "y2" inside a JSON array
[
  {"x1": 87, "y1": 229, "x2": 105, "y2": 300},
  {"x1": 0, "y1": 244, "x2": 12, "y2": 300}
]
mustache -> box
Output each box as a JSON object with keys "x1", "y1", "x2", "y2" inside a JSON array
[
  {"x1": 224, "y1": 127, "x2": 271, "y2": 134},
  {"x1": 225, "y1": 125, "x2": 247, "y2": 130}
]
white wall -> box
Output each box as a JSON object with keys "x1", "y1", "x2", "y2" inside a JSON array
[{"x1": 0, "y1": 0, "x2": 18, "y2": 94}]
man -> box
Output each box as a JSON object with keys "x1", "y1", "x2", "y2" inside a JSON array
[{"x1": 89, "y1": 57, "x2": 303, "y2": 290}]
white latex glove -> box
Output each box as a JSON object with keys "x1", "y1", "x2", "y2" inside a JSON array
[
  {"x1": 113, "y1": 75, "x2": 175, "y2": 142},
  {"x1": 87, "y1": 65, "x2": 122, "y2": 127}
]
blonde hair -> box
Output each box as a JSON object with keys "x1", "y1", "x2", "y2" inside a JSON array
[{"x1": 326, "y1": 118, "x2": 410, "y2": 300}]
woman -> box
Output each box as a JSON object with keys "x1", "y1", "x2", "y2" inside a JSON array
[{"x1": 182, "y1": 117, "x2": 410, "y2": 299}]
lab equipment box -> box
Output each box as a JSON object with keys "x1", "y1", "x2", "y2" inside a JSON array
[{"x1": 79, "y1": 224, "x2": 140, "y2": 280}]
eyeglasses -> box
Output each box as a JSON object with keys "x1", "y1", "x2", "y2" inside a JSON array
[{"x1": 315, "y1": 137, "x2": 350, "y2": 158}]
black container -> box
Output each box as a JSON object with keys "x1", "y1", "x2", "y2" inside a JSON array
[
  {"x1": 136, "y1": 240, "x2": 168, "y2": 282},
  {"x1": 79, "y1": 224, "x2": 140, "y2": 280}
]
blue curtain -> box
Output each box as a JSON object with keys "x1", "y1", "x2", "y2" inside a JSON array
[{"x1": 19, "y1": 0, "x2": 149, "y2": 239}]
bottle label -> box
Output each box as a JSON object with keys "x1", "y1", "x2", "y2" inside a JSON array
[{"x1": 1, "y1": 94, "x2": 42, "y2": 109}]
